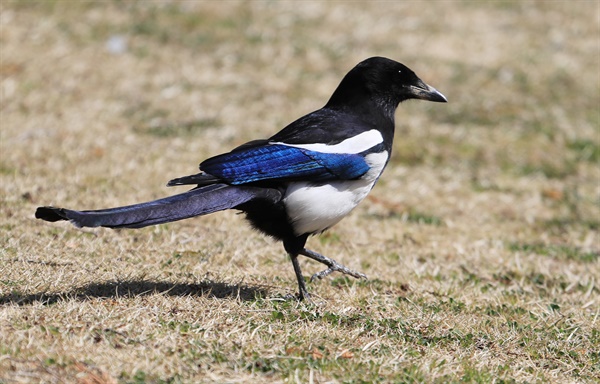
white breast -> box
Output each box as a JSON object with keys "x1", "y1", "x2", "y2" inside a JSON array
[{"x1": 283, "y1": 151, "x2": 389, "y2": 236}]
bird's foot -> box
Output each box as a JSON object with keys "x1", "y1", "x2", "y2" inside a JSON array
[
  {"x1": 299, "y1": 248, "x2": 367, "y2": 282},
  {"x1": 297, "y1": 287, "x2": 311, "y2": 301},
  {"x1": 281, "y1": 292, "x2": 310, "y2": 301},
  {"x1": 310, "y1": 261, "x2": 367, "y2": 282}
]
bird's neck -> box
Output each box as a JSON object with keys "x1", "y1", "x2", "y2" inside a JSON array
[
  {"x1": 327, "y1": 84, "x2": 397, "y2": 122},
  {"x1": 327, "y1": 97, "x2": 396, "y2": 138}
]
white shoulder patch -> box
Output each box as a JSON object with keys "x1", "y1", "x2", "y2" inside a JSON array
[{"x1": 273, "y1": 129, "x2": 383, "y2": 154}]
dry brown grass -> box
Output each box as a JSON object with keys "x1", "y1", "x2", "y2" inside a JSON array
[{"x1": 1, "y1": 1, "x2": 598, "y2": 383}]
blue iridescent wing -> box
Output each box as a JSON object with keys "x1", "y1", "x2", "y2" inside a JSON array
[{"x1": 200, "y1": 144, "x2": 369, "y2": 185}]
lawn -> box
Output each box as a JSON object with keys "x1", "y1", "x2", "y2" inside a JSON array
[{"x1": 1, "y1": 1, "x2": 598, "y2": 383}]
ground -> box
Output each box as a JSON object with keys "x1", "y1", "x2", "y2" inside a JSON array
[{"x1": 0, "y1": 1, "x2": 598, "y2": 383}]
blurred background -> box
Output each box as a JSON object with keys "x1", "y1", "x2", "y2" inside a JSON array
[{"x1": 0, "y1": 1, "x2": 598, "y2": 382}]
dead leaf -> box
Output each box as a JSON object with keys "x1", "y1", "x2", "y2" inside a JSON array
[
  {"x1": 311, "y1": 348, "x2": 324, "y2": 359},
  {"x1": 542, "y1": 188, "x2": 564, "y2": 200}
]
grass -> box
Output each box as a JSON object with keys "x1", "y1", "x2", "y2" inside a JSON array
[
  {"x1": 508, "y1": 242, "x2": 599, "y2": 263},
  {"x1": 1, "y1": 1, "x2": 599, "y2": 383}
]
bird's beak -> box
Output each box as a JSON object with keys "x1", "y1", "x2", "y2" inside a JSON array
[{"x1": 409, "y1": 81, "x2": 447, "y2": 103}]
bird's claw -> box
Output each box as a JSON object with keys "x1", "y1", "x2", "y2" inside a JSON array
[{"x1": 310, "y1": 260, "x2": 367, "y2": 282}]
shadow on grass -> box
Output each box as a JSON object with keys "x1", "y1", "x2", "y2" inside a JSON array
[{"x1": 0, "y1": 279, "x2": 269, "y2": 306}]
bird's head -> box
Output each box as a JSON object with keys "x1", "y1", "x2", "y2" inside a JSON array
[{"x1": 326, "y1": 57, "x2": 447, "y2": 114}]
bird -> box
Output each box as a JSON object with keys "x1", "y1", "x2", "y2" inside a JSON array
[{"x1": 35, "y1": 57, "x2": 447, "y2": 300}]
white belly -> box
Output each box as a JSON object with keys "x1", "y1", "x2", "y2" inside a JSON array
[{"x1": 283, "y1": 151, "x2": 388, "y2": 235}]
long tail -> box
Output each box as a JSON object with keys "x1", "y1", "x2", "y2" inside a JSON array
[{"x1": 35, "y1": 184, "x2": 281, "y2": 229}]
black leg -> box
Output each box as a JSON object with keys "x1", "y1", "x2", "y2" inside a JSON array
[
  {"x1": 283, "y1": 235, "x2": 310, "y2": 300},
  {"x1": 290, "y1": 254, "x2": 310, "y2": 300},
  {"x1": 299, "y1": 248, "x2": 367, "y2": 282}
]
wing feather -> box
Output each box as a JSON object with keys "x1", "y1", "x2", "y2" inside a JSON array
[{"x1": 200, "y1": 144, "x2": 369, "y2": 185}]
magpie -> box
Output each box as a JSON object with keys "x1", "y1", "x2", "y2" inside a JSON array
[{"x1": 35, "y1": 57, "x2": 446, "y2": 300}]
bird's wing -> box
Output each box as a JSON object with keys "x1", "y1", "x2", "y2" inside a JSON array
[
  {"x1": 269, "y1": 108, "x2": 373, "y2": 146},
  {"x1": 200, "y1": 142, "x2": 370, "y2": 185}
]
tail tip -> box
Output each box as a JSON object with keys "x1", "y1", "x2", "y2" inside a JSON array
[{"x1": 35, "y1": 206, "x2": 68, "y2": 222}]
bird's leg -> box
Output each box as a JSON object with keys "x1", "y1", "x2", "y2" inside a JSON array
[
  {"x1": 299, "y1": 248, "x2": 367, "y2": 282},
  {"x1": 289, "y1": 253, "x2": 310, "y2": 300},
  {"x1": 283, "y1": 235, "x2": 312, "y2": 300}
]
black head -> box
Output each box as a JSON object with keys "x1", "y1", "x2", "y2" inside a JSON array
[{"x1": 326, "y1": 57, "x2": 447, "y2": 113}]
